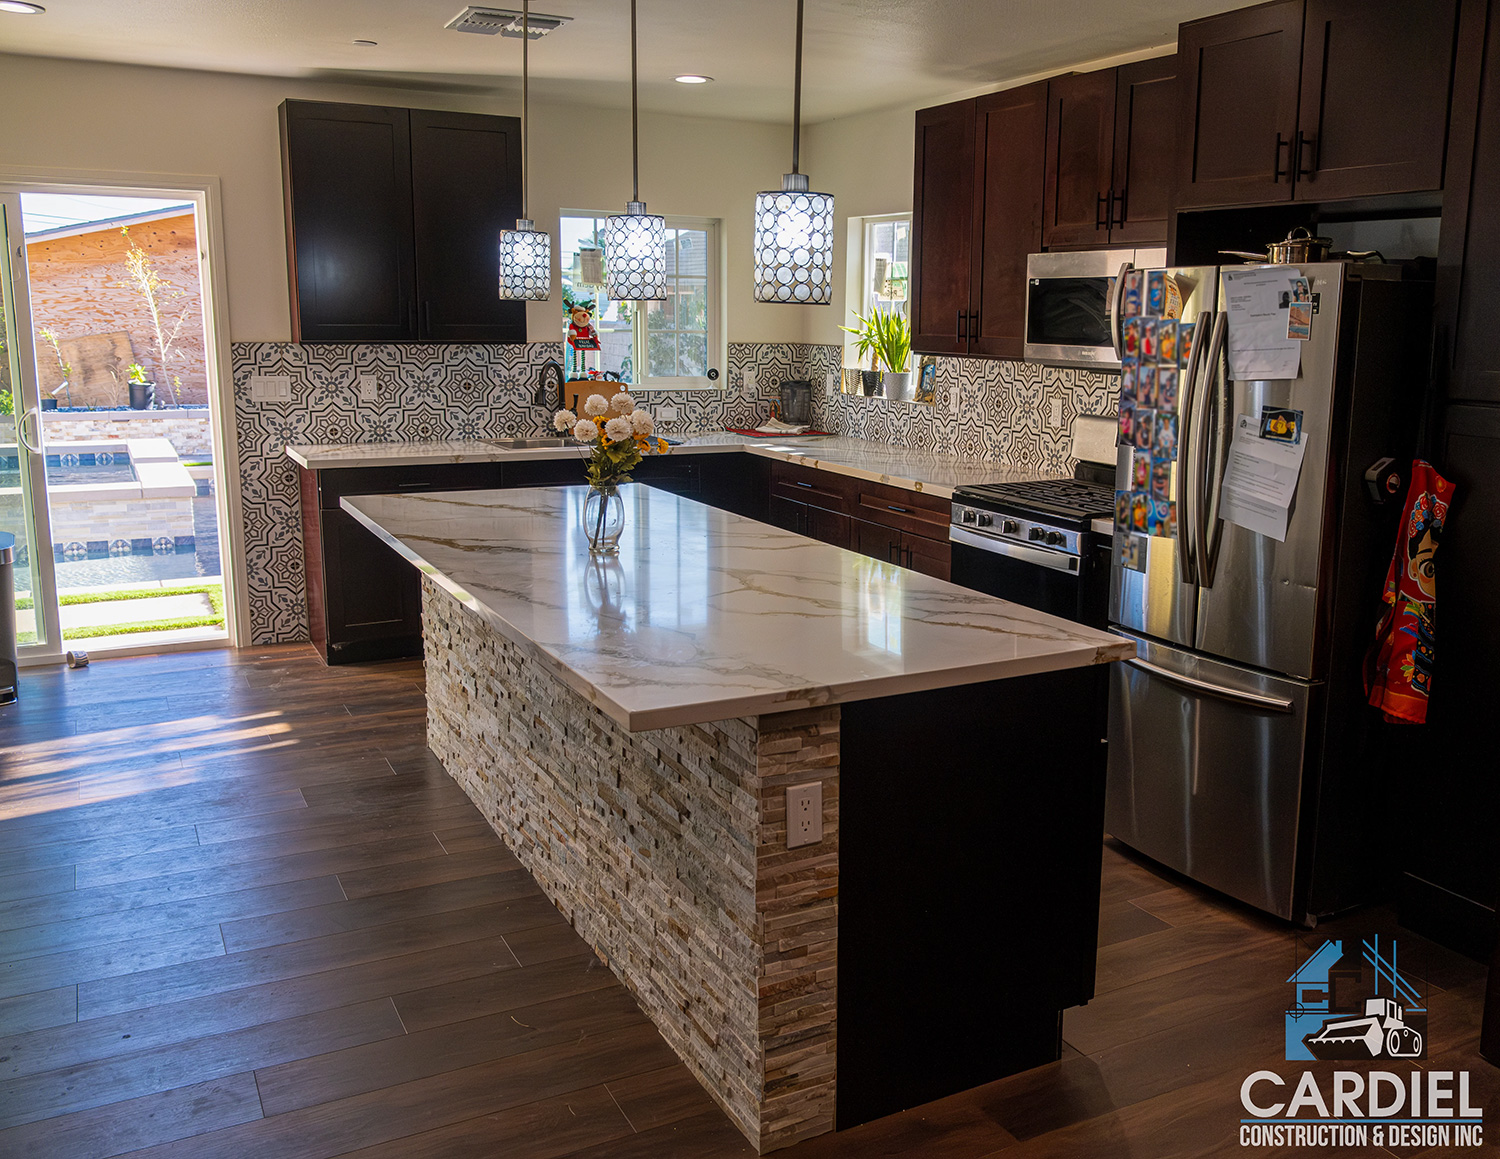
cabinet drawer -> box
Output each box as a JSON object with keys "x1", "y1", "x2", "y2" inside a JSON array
[
  {"x1": 770, "y1": 462, "x2": 855, "y2": 514},
  {"x1": 853, "y1": 480, "x2": 950, "y2": 538},
  {"x1": 317, "y1": 463, "x2": 501, "y2": 508}
]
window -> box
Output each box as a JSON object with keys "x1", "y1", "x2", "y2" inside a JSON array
[
  {"x1": 559, "y1": 212, "x2": 723, "y2": 390},
  {"x1": 843, "y1": 213, "x2": 910, "y2": 370}
]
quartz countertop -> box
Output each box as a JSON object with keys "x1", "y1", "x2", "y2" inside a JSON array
[
  {"x1": 287, "y1": 433, "x2": 1052, "y2": 499},
  {"x1": 343, "y1": 484, "x2": 1134, "y2": 732}
]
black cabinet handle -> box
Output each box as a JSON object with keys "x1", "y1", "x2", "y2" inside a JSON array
[
  {"x1": 888, "y1": 542, "x2": 899, "y2": 563},
  {"x1": 1273, "y1": 133, "x2": 1290, "y2": 182},
  {"x1": 1295, "y1": 130, "x2": 1316, "y2": 179},
  {"x1": 905, "y1": 545, "x2": 914, "y2": 568},
  {"x1": 422, "y1": 301, "x2": 432, "y2": 336},
  {"x1": 795, "y1": 480, "x2": 814, "y2": 488},
  {"x1": 957, "y1": 309, "x2": 967, "y2": 341},
  {"x1": 886, "y1": 504, "x2": 909, "y2": 514},
  {"x1": 970, "y1": 310, "x2": 979, "y2": 337},
  {"x1": 1112, "y1": 189, "x2": 1126, "y2": 229},
  {"x1": 1096, "y1": 192, "x2": 1110, "y2": 230}
]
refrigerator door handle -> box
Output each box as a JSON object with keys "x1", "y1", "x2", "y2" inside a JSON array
[
  {"x1": 1195, "y1": 311, "x2": 1229, "y2": 588},
  {"x1": 1125, "y1": 657, "x2": 1295, "y2": 713},
  {"x1": 1175, "y1": 320, "x2": 1207, "y2": 586},
  {"x1": 1201, "y1": 311, "x2": 1232, "y2": 586},
  {"x1": 1108, "y1": 261, "x2": 1131, "y2": 359}
]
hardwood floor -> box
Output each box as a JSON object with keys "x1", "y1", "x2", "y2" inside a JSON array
[{"x1": 0, "y1": 644, "x2": 1491, "y2": 1157}]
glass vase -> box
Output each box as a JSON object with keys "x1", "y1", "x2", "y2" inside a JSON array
[{"x1": 582, "y1": 486, "x2": 625, "y2": 556}]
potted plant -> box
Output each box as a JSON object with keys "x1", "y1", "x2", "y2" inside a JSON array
[
  {"x1": 126, "y1": 363, "x2": 155, "y2": 410},
  {"x1": 841, "y1": 308, "x2": 913, "y2": 400}
]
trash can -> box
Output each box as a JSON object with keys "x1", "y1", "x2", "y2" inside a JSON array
[{"x1": 0, "y1": 532, "x2": 16, "y2": 706}]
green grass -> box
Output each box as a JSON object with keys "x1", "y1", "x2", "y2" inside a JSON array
[{"x1": 12, "y1": 580, "x2": 225, "y2": 642}]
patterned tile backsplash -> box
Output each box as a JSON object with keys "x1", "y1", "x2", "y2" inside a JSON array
[{"x1": 231, "y1": 340, "x2": 1116, "y2": 643}]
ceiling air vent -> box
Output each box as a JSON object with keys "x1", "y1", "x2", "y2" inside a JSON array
[{"x1": 445, "y1": 6, "x2": 572, "y2": 38}]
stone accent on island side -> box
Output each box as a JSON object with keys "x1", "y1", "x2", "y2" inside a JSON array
[{"x1": 421, "y1": 577, "x2": 839, "y2": 1153}]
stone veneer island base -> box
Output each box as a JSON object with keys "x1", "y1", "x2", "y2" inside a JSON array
[{"x1": 346, "y1": 485, "x2": 1133, "y2": 1154}]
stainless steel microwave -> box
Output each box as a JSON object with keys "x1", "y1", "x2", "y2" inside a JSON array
[{"x1": 1024, "y1": 247, "x2": 1166, "y2": 370}]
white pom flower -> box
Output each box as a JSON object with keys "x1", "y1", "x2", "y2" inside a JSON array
[
  {"x1": 552, "y1": 408, "x2": 577, "y2": 432},
  {"x1": 604, "y1": 416, "x2": 633, "y2": 442},
  {"x1": 583, "y1": 394, "x2": 610, "y2": 417},
  {"x1": 630, "y1": 410, "x2": 654, "y2": 436},
  {"x1": 608, "y1": 391, "x2": 636, "y2": 416},
  {"x1": 572, "y1": 418, "x2": 599, "y2": 442}
]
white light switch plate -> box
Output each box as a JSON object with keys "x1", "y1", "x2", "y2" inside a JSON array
[
  {"x1": 825, "y1": 371, "x2": 838, "y2": 395},
  {"x1": 744, "y1": 368, "x2": 758, "y2": 392},
  {"x1": 786, "y1": 782, "x2": 823, "y2": 849},
  {"x1": 357, "y1": 374, "x2": 379, "y2": 403},
  {"x1": 249, "y1": 374, "x2": 291, "y2": 401},
  {"x1": 1049, "y1": 397, "x2": 1064, "y2": 427},
  {"x1": 657, "y1": 404, "x2": 680, "y2": 422}
]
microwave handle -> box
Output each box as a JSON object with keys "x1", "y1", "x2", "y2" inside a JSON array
[{"x1": 1108, "y1": 261, "x2": 1131, "y2": 359}]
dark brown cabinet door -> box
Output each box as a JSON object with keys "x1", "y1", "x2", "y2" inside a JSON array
[
  {"x1": 1175, "y1": 0, "x2": 1305, "y2": 208},
  {"x1": 806, "y1": 506, "x2": 853, "y2": 551},
  {"x1": 970, "y1": 81, "x2": 1048, "y2": 360},
  {"x1": 1043, "y1": 70, "x2": 1117, "y2": 249},
  {"x1": 910, "y1": 99, "x2": 977, "y2": 355},
  {"x1": 1110, "y1": 57, "x2": 1178, "y2": 245},
  {"x1": 768, "y1": 495, "x2": 806, "y2": 537},
  {"x1": 321, "y1": 508, "x2": 422, "y2": 660},
  {"x1": 1295, "y1": 0, "x2": 1459, "y2": 201},
  {"x1": 904, "y1": 533, "x2": 952, "y2": 581},
  {"x1": 410, "y1": 109, "x2": 527, "y2": 343},
  {"x1": 281, "y1": 101, "x2": 416, "y2": 342},
  {"x1": 854, "y1": 518, "x2": 904, "y2": 565}
]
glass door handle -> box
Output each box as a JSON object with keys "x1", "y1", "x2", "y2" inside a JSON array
[{"x1": 17, "y1": 406, "x2": 42, "y2": 454}]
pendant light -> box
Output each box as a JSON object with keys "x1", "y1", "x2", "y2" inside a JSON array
[
  {"x1": 497, "y1": 0, "x2": 552, "y2": 300},
  {"x1": 603, "y1": 0, "x2": 668, "y2": 301},
  {"x1": 754, "y1": 0, "x2": 833, "y2": 304}
]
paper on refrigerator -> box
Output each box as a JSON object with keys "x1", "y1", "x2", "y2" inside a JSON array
[
  {"x1": 1223, "y1": 267, "x2": 1302, "y2": 380},
  {"x1": 1218, "y1": 414, "x2": 1308, "y2": 542}
]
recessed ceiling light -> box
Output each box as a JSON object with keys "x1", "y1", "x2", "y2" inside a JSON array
[
  {"x1": 674, "y1": 74, "x2": 713, "y2": 84},
  {"x1": 0, "y1": 1, "x2": 46, "y2": 13},
  {"x1": 353, "y1": 39, "x2": 378, "y2": 45}
]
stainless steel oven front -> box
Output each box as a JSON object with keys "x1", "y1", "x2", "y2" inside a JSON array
[
  {"x1": 1024, "y1": 247, "x2": 1165, "y2": 369},
  {"x1": 949, "y1": 523, "x2": 1111, "y2": 629}
]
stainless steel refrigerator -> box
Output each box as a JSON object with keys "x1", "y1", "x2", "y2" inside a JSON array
[{"x1": 1105, "y1": 261, "x2": 1431, "y2": 924}]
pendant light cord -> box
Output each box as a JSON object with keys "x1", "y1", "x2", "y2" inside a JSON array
[
  {"x1": 791, "y1": 0, "x2": 803, "y2": 175},
  {"x1": 630, "y1": 0, "x2": 640, "y2": 203},
  {"x1": 521, "y1": 0, "x2": 530, "y2": 220}
]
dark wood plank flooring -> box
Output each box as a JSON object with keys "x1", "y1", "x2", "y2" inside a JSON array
[{"x1": 0, "y1": 644, "x2": 1490, "y2": 1157}]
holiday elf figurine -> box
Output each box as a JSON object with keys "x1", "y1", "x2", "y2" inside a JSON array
[{"x1": 567, "y1": 303, "x2": 601, "y2": 377}]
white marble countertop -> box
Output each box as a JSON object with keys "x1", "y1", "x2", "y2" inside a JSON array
[
  {"x1": 287, "y1": 433, "x2": 1052, "y2": 499},
  {"x1": 343, "y1": 485, "x2": 1134, "y2": 732}
]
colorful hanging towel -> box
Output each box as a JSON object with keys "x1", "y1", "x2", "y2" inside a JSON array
[{"x1": 1365, "y1": 460, "x2": 1454, "y2": 724}]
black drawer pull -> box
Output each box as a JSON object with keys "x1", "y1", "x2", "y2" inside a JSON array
[
  {"x1": 396, "y1": 482, "x2": 431, "y2": 490},
  {"x1": 886, "y1": 504, "x2": 909, "y2": 514},
  {"x1": 795, "y1": 480, "x2": 814, "y2": 488}
]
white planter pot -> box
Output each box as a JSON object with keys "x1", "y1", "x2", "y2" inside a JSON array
[{"x1": 882, "y1": 372, "x2": 913, "y2": 401}]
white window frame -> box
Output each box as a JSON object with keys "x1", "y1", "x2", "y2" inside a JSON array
[
  {"x1": 560, "y1": 210, "x2": 726, "y2": 392},
  {"x1": 843, "y1": 212, "x2": 911, "y2": 370}
]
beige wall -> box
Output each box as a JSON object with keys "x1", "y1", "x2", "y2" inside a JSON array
[{"x1": 0, "y1": 52, "x2": 804, "y2": 345}]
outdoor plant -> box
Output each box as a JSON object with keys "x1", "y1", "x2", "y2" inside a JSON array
[
  {"x1": 37, "y1": 327, "x2": 72, "y2": 406},
  {"x1": 117, "y1": 226, "x2": 191, "y2": 407},
  {"x1": 126, "y1": 363, "x2": 149, "y2": 384},
  {"x1": 840, "y1": 307, "x2": 911, "y2": 374}
]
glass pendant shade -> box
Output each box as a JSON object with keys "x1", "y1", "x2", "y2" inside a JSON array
[
  {"x1": 603, "y1": 201, "x2": 668, "y2": 301},
  {"x1": 753, "y1": 174, "x2": 834, "y2": 304},
  {"x1": 498, "y1": 219, "x2": 552, "y2": 300}
]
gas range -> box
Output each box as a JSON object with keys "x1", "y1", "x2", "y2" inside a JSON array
[{"x1": 950, "y1": 471, "x2": 1116, "y2": 560}]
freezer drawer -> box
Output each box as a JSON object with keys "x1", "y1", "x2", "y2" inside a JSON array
[{"x1": 1105, "y1": 633, "x2": 1315, "y2": 921}]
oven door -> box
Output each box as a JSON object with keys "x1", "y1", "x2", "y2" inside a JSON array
[{"x1": 950, "y1": 526, "x2": 1104, "y2": 627}]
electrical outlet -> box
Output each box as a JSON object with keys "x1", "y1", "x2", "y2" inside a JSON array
[
  {"x1": 744, "y1": 367, "x2": 758, "y2": 393},
  {"x1": 786, "y1": 782, "x2": 823, "y2": 849},
  {"x1": 357, "y1": 374, "x2": 379, "y2": 403},
  {"x1": 249, "y1": 374, "x2": 291, "y2": 401},
  {"x1": 825, "y1": 371, "x2": 837, "y2": 395},
  {"x1": 1049, "y1": 397, "x2": 1064, "y2": 428},
  {"x1": 657, "y1": 403, "x2": 680, "y2": 422},
  {"x1": 947, "y1": 386, "x2": 960, "y2": 411}
]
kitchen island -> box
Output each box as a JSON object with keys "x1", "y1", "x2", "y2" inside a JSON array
[{"x1": 344, "y1": 484, "x2": 1133, "y2": 1153}]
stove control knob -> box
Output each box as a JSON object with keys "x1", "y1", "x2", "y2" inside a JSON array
[
  {"x1": 1028, "y1": 527, "x2": 1045, "y2": 541},
  {"x1": 977, "y1": 512, "x2": 994, "y2": 527},
  {"x1": 961, "y1": 509, "x2": 977, "y2": 524},
  {"x1": 1002, "y1": 519, "x2": 1020, "y2": 535},
  {"x1": 1045, "y1": 531, "x2": 1065, "y2": 546}
]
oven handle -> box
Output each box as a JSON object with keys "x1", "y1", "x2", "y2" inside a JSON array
[
  {"x1": 1125, "y1": 657, "x2": 1294, "y2": 713},
  {"x1": 950, "y1": 526, "x2": 1080, "y2": 572}
]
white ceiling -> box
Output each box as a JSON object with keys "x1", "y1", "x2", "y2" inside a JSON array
[{"x1": 0, "y1": 0, "x2": 1233, "y2": 123}]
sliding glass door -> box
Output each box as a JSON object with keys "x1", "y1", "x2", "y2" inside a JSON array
[{"x1": 0, "y1": 194, "x2": 62, "y2": 659}]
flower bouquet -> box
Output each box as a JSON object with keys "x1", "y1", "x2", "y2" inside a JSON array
[{"x1": 554, "y1": 392, "x2": 669, "y2": 555}]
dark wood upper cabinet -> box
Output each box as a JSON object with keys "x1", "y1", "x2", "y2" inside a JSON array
[
  {"x1": 410, "y1": 109, "x2": 526, "y2": 344},
  {"x1": 971, "y1": 81, "x2": 1048, "y2": 359},
  {"x1": 909, "y1": 100, "x2": 977, "y2": 355},
  {"x1": 280, "y1": 101, "x2": 416, "y2": 343},
  {"x1": 1175, "y1": 0, "x2": 1306, "y2": 209},
  {"x1": 1295, "y1": 0, "x2": 1460, "y2": 201},
  {"x1": 1177, "y1": 0, "x2": 1462, "y2": 209},
  {"x1": 281, "y1": 100, "x2": 526, "y2": 344},
  {"x1": 1110, "y1": 57, "x2": 1179, "y2": 244},
  {"x1": 1043, "y1": 70, "x2": 1118, "y2": 249}
]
